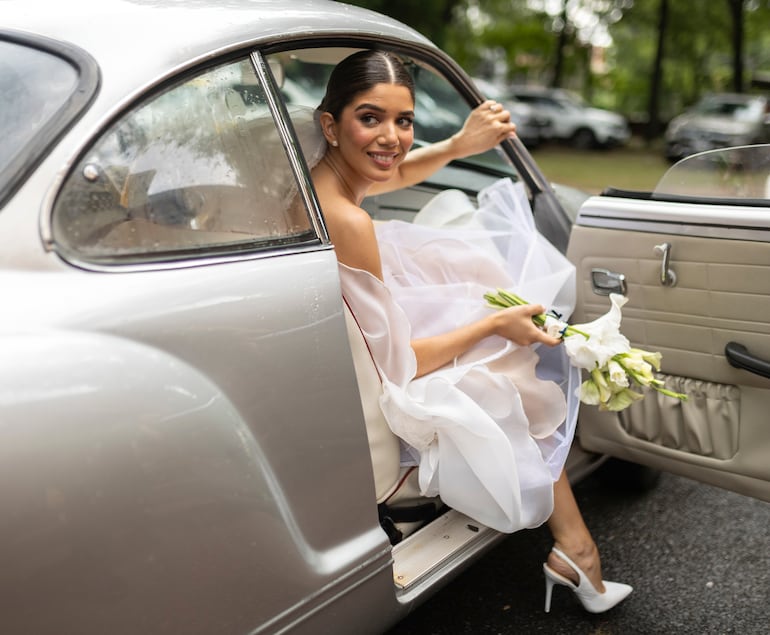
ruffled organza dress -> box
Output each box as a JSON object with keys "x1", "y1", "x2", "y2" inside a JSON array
[{"x1": 339, "y1": 177, "x2": 580, "y2": 533}]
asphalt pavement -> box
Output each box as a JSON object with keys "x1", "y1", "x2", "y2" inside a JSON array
[{"x1": 387, "y1": 469, "x2": 770, "y2": 635}]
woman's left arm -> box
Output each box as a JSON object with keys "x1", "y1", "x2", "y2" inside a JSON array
[{"x1": 369, "y1": 100, "x2": 516, "y2": 195}]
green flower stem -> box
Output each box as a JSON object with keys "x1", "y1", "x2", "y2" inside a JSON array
[
  {"x1": 484, "y1": 289, "x2": 589, "y2": 340},
  {"x1": 614, "y1": 355, "x2": 687, "y2": 401}
]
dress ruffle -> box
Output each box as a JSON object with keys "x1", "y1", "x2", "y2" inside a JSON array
[{"x1": 340, "y1": 178, "x2": 580, "y2": 533}]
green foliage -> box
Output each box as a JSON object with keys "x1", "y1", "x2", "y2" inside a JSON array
[
  {"x1": 342, "y1": 0, "x2": 467, "y2": 47},
  {"x1": 341, "y1": 0, "x2": 770, "y2": 136}
]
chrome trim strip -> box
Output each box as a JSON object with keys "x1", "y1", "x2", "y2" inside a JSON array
[
  {"x1": 577, "y1": 196, "x2": 770, "y2": 242},
  {"x1": 55, "y1": 241, "x2": 334, "y2": 274}
]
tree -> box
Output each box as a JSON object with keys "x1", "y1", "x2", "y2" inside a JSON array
[
  {"x1": 646, "y1": 0, "x2": 668, "y2": 140},
  {"x1": 342, "y1": 0, "x2": 466, "y2": 48},
  {"x1": 727, "y1": 0, "x2": 745, "y2": 92}
]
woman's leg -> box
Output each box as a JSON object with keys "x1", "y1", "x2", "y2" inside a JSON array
[{"x1": 546, "y1": 469, "x2": 605, "y2": 592}]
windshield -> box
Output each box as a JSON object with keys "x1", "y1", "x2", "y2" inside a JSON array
[{"x1": 654, "y1": 144, "x2": 770, "y2": 200}]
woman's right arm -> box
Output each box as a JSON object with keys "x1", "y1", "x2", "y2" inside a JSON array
[{"x1": 411, "y1": 304, "x2": 561, "y2": 378}]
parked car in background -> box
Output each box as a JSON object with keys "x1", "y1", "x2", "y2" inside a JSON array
[
  {"x1": 664, "y1": 93, "x2": 770, "y2": 162},
  {"x1": 509, "y1": 85, "x2": 630, "y2": 149},
  {"x1": 3, "y1": 1, "x2": 770, "y2": 633},
  {"x1": 472, "y1": 77, "x2": 553, "y2": 147}
]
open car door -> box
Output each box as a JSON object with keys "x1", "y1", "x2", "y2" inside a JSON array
[{"x1": 567, "y1": 145, "x2": 770, "y2": 502}]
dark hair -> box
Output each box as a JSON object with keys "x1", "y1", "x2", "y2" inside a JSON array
[{"x1": 319, "y1": 50, "x2": 415, "y2": 119}]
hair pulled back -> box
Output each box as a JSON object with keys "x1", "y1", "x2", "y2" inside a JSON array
[{"x1": 319, "y1": 50, "x2": 415, "y2": 120}]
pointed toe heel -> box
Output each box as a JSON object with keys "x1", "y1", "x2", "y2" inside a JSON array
[{"x1": 542, "y1": 547, "x2": 632, "y2": 614}]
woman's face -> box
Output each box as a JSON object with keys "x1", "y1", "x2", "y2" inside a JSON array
[{"x1": 333, "y1": 82, "x2": 415, "y2": 183}]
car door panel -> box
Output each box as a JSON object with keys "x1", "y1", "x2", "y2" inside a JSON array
[
  {"x1": 568, "y1": 197, "x2": 770, "y2": 502},
  {"x1": 0, "y1": 248, "x2": 394, "y2": 634}
]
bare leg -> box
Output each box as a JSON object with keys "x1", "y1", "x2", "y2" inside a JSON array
[{"x1": 546, "y1": 469, "x2": 605, "y2": 593}]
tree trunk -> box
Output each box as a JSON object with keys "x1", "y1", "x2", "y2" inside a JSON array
[
  {"x1": 728, "y1": 0, "x2": 744, "y2": 92},
  {"x1": 551, "y1": 1, "x2": 568, "y2": 88},
  {"x1": 646, "y1": 0, "x2": 668, "y2": 140}
]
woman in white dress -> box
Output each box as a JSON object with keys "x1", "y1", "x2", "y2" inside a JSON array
[{"x1": 311, "y1": 49, "x2": 632, "y2": 614}]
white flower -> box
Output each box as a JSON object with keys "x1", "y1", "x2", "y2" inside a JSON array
[
  {"x1": 578, "y1": 378, "x2": 602, "y2": 405},
  {"x1": 563, "y1": 293, "x2": 631, "y2": 370},
  {"x1": 607, "y1": 359, "x2": 629, "y2": 387},
  {"x1": 543, "y1": 315, "x2": 568, "y2": 338}
]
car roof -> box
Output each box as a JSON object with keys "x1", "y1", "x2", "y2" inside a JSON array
[
  {"x1": 510, "y1": 86, "x2": 570, "y2": 97},
  {"x1": 3, "y1": 0, "x2": 433, "y2": 112},
  {"x1": 700, "y1": 92, "x2": 766, "y2": 104}
]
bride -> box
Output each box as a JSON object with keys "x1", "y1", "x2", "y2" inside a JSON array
[{"x1": 310, "y1": 49, "x2": 632, "y2": 614}]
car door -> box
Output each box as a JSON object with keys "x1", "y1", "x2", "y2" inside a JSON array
[
  {"x1": 4, "y1": 52, "x2": 394, "y2": 635},
  {"x1": 567, "y1": 145, "x2": 770, "y2": 502}
]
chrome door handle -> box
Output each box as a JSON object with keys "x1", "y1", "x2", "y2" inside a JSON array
[
  {"x1": 591, "y1": 268, "x2": 627, "y2": 296},
  {"x1": 654, "y1": 242, "x2": 677, "y2": 287}
]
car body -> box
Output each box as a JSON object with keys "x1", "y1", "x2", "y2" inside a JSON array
[
  {"x1": 3, "y1": 1, "x2": 770, "y2": 634},
  {"x1": 508, "y1": 86, "x2": 631, "y2": 149},
  {"x1": 664, "y1": 92, "x2": 770, "y2": 162}
]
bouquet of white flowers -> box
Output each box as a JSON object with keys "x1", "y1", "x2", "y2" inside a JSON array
[{"x1": 484, "y1": 289, "x2": 687, "y2": 411}]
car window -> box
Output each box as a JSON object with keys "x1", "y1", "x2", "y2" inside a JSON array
[
  {"x1": 269, "y1": 47, "x2": 516, "y2": 179},
  {"x1": 53, "y1": 57, "x2": 317, "y2": 264},
  {"x1": 0, "y1": 36, "x2": 91, "y2": 209},
  {"x1": 0, "y1": 40, "x2": 77, "y2": 175},
  {"x1": 654, "y1": 144, "x2": 770, "y2": 202}
]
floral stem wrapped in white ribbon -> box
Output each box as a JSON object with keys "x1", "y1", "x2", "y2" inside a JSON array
[{"x1": 484, "y1": 290, "x2": 687, "y2": 411}]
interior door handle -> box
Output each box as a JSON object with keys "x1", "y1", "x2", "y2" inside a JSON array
[
  {"x1": 725, "y1": 341, "x2": 770, "y2": 380},
  {"x1": 654, "y1": 242, "x2": 677, "y2": 287},
  {"x1": 591, "y1": 268, "x2": 627, "y2": 296}
]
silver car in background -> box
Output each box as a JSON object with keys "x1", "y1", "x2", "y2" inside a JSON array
[
  {"x1": 509, "y1": 85, "x2": 630, "y2": 149},
  {"x1": 664, "y1": 93, "x2": 770, "y2": 162},
  {"x1": 3, "y1": 1, "x2": 770, "y2": 634}
]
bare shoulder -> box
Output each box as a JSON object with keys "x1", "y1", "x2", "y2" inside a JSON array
[
  {"x1": 327, "y1": 203, "x2": 382, "y2": 277},
  {"x1": 319, "y1": 204, "x2": 380, "y2": 280}
]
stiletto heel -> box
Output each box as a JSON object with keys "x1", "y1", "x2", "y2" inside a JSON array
[
  {"x1": 543, "y1": 566, "x2": 555, "y2": 612},
  {"x1": 542, "y1": 547, "x2": 632, "y2": 614}
]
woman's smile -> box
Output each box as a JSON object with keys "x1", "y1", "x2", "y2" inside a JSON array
[{"x1": 368, "y1": 150, "x2": 400, "y2": 169}]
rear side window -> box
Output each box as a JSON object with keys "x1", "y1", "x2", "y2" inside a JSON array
[
  {"x1": 0, "y1": 35, "x2": 93, "y2": 209},
  {"x1": 53, "y1": 57, "x2": 317, "y2": 264}
]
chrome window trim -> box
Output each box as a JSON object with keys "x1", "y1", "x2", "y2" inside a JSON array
[
  {"x1": 48, "y1": 53, "x2": 327, "y2": 271},
  {"x1": 250, "y1": 50, "x2": 329, "y2": 245},
  {"x1": 577, "y1": 196, "x2": 770, "y2": 242},
  {"x1": 57, "y1": 241, "x2": 335, "y2": 274}
]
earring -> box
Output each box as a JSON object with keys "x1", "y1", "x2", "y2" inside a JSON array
[{"x1": 331, "y1": 140, "x2": 339, "y2": 147}]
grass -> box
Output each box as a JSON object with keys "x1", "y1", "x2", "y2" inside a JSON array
[{"x1": 529, "y1": 137, "x2": 672, "y2": 195}]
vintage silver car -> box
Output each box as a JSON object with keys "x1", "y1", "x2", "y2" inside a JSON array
[{"x1": 3, "y1": 1, "x2": 770, "y2": 633}]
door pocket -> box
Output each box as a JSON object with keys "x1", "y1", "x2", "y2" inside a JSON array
[{"x1": 619, "y1": 375, "x2": 740, "y2": 460}]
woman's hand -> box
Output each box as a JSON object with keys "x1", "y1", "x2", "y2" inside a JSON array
[
  {"x1": 491, "y1": 303, "x2": 562, "y2": 347},
  {"x1": 449, "y1": 99, "x2": 518, "y2": 159}
]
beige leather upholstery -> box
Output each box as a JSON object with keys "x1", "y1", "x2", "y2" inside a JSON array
[
  {"x1": 343, "y1": 304, "x2": 402, "y2": 503},
  {"x1": 568, "y1": 224, "x2": 770, "y2": 501}
]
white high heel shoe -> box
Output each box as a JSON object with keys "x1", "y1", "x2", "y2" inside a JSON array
[{"x1": 543, "y1": 547, "x2": 633, "y2": 614}]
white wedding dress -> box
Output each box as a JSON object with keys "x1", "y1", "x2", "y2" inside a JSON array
[{"x1": 338, "y1": 177, "x2": 580, "y2": 533}]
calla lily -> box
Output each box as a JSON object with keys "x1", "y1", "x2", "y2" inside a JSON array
[
  {"x1": 607, "y1": 359, "x2": 629, "y2": 387},
  {"x1": 634, "y1": 348, "x2": 662, "y2": 371},
  {"x1": 590, "y1": 367, "x2": 613, "y2": 402},
  {"x1": 603, "y1": 387, "x2": 645, "y2": 411},
  {"x1": 563, "y1": 293, "x2": 631, "y2": 370},
  {"x1": 579, "y1": 378, "x2": 601, "y2": 405}
]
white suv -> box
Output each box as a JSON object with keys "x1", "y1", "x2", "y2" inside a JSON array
[{"x1": 510, "y1": 86, "x2": 630, "y2": 149}]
